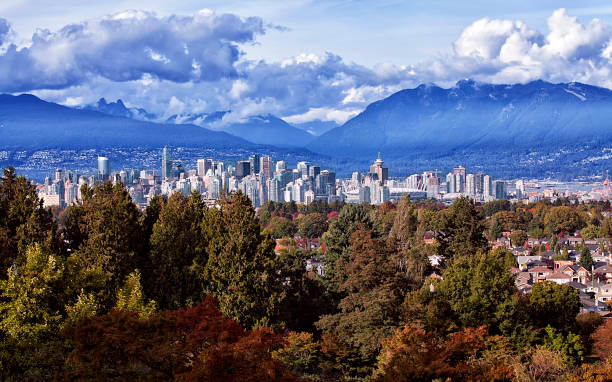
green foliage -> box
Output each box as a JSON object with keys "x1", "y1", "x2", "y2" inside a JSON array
[
  {"x1": 544, "y1": 206, "x2": 585, "y2": 234},
  {"x1": 489, "y1": 218, "x2": 502, "y2": 241},
  {"x1": 65, "y1": 289, "x2": 99, "y2": 326},
  {"x1": 0, "y1": 167, "x2": 61, "y2": 278},
  {"x1": 581, "y1": 224, "x2": 600, "y2": 239},
  {"x1": 510, "y1": 229, "x2": 528, "y2": 247},
  {"x1": 145, "y1": 191, "x2": 206, "y2": 310},
  {"x1": 440, "y1": 249, "x2": 517, "y2": 335},
  {"x1": 482, "y1": 199, "x2": 511, "y2": 217},
  {"x1": 272, "y1": 331, "x2": 322, "y2": 377},
  {"x1": 202, "y1": 191, "x2": 284, "y2": 329},
  {"x1": 275, "y1": 243, "x2": 332, "y2": 332},
  {"x1": 317, "y1": 226, "x2": 417, "y2": 376},
  {"x1": 66, "y1": 181, "x2": 145, "y2": 312},
  {"x1": 297, "y1": 212, "x2": 328, "y2": 238},
  {"x1": 580, "y1": 245, "x2": 594, "y2": 273},
  {"x1": 543, "y1": 326, "x2": 585, "y2": 366},
  {"x1": 0, "y1": 244, "x2": 68, "y2": 379},
  {"x1": 322, "y1": 202, "x2": 375, "y2": 291},
  {"x1": 265, "y1": 216, "x2": 297, "y2": 239},
  {"x1": 528, "y1": 282, "x2": 580, "y2": 333},
  {"x1": 115, "y1": 270, "x2": 157, "y2": 317},
  {"x1": 492, "y1": 210, "x2": 524, "y2": 232},
  {"x1": 435, "y1": 196, "x2": 488, "y2": 261}
]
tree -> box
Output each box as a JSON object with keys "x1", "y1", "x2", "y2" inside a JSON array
[
  {"x1": 592, "y1": 317, "x2": 612, "y2": 361},
  {"x1": 580, "y1": 246, "x2": 594, "y2": 273},
  {"x1": 65, "y1": 181, "x2": 145, "y2": 311},
  {"x1": 372, "y1": 325, "x2": 499, "y2": 382},
  {"x1": 492, "y1": 211, "x2": 523, "y2": 232},
  {"x1": 274, "y1": 243, "x2": 332, "y2": 332},
  {"x1": 510, "y1": 229, "x2": 528, "y2": 247},
  {"x1": 114, "y1": 270, "x2": 157, "y2": 317},
  {"x1": 489, "y1": 219, "x2": 502, "y2": 241},
  {"x1": 201, "y1": 191, "x2": 283, "y2": 328},
  {"x1": 581, "y1": 224, "x2": 600, "y2": 240},
  {"x1": 272, "y1": 332, "x2": 322, "y2": 377},
  {"x1": 145, "y1": 191, "x2": 206, "y2": 310},
  {"x1": 435, "y1": 196, "x2": 488, "y2": 261},
  {"x1": 439, "y1": 249, "x2": 518, "y2": 335},
  {"x1": 528, "y1": 282, "x2": 580, "y2": 333},
  {"x1": 297, "y1": 212, "x2": 328, "y2": 239},
  {"x1": 543, "y1": 326, "x2": 585, "y2": 366},
  {"x1": 322, "y1": 203, "x2": 375, "y2": 291},
  {"x1": 544, "y1": 206, "x2": 585, "y2": 234},
  {"x1": 0, "y1": 167, "x2": 61, "y2": 277},
  {"x1": 482, "y1": 199, "x2": 511, "y2": 217},
  {"x1": 0, "y1": 244, "x2": 68, "y2": 380},
  {"x1": 317, "y1": 226, "x2": 414, "y2": 376},
  {"x1": 265, "y1": 216, "x2": 297, "y2": 239},
  {"x1": 60, "y1": 297, "x2": 298, "y2": 381}
]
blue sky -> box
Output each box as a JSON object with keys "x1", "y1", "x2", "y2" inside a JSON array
[{"x1": 2, "y1": 0, "x2": 612, "y2": 125}]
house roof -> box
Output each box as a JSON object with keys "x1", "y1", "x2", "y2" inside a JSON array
[
  {"x1": 547, "y1": 272, "x2": 571, "y2": 280},
  {"x1": 529, "y1": 266, "x2": 552, "y2": 273},
  {"x1": 594, "y1": 264, "x2": 612, "y2": 274}
]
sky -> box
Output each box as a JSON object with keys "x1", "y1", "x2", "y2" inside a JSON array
[{"x1": 2, "y1": 0, "x2": 612, "y2": 125}]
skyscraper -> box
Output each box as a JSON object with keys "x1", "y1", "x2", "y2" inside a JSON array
[
  {"x1": 97, "y1": 156, "x2": 110, "y2": 179},
  {"x1": 260, "y1": 156, "x2": 273, "y2": 179},
  {"x1": 453, "y1": 166, "x2": 466, "y2": 186},
  {"x1": 196, "y1": 159, "x2": 206, "y2": 177},
  {"x1": 249, "y1": 154, "x2": 260, "y2": 175},
  {"x1": 161, "y1": 146, "x2": 173, "y2": 179},
  {"x1": 483, "y1": 175, "x2": 492, "y2": 197},
  {"x1": 369, "y1": 153, "x2": 388, "y2": 184},
  {"x1": 466, "y1": 173, "x2": 475, "y2": 195},
  {"x1": 235, "y1": 160, "x2": 251, "y2": 179}
]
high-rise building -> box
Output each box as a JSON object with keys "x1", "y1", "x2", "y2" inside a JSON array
[
  {"x1": 309, "y1": 165, "x2": 321, "y2": 179},
  {"x1": 446, "y1": 173, "x2": 455, "y2": 193},
  {"x1": 249, "y1": 154, "x2": 260, "y2": 175},
  {"x1": 370, "y1": 153, "x2": 388, "y2": 184},
  {"x1": 494, "y1": 180, "x2": 507, "y2": 199},
  {"x1": 196, "y1": 159, "x2": 206, "y2": 177},
  {"x1": 275, "y1": 160, "x2": 286, "y2": 174},
  {"x1": 235, "y1": 160, "x2": 251, "y2": 179},
  {"x1": 297, "y1": 161, "x2": 310, "y2": 178},
  {"x1": 267, "y1": 178, "x2": 282, "y2": 202},
  {"x1": 55, "y1": 168, "x2": 63, "y2": 182},
  {"x1": 161, "y1": 146, "x2": 173, "y2": 179},
  {"x1": 475, "y1": 173, "x2": 484, "y2": 195},
  {"x1": 260, "y1": 156, "x2": 273, "y2": 179},
  {"x1": 483, "y1": 175, "x2": 492, "y2": 197},
  {"x1": 454, "y1": 173, "x2": 464, "y2": 194},
  {"x1": 97, "y1": 156, "x2": 110, "y2": 179},
  {"x1": 453, "y1": 166, "x2": 466, "y2": 186},
  {"x1": 466, "y1": 173, "x2": 475, "y2": 195}
]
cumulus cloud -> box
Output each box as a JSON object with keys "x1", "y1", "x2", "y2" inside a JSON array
[
  {"x1": 0, "y1": 9, "x2": 264, "y2": 92},
  {"x1": 15, "y1": 8, "x2": 612, "y2": 127}
]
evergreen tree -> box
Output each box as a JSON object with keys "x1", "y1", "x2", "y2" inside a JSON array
[
  {"x1": 115, "y1": 270, "x2": 157, "y2": 317},
  {"x1": 65, "y1": 181, "x2": 144, "y2": 311},
  {"x1": 580, "y1": 246, "x2": 594, "y2": 273},
  {"x1": 201, "y1": 191, "x2": 283, "y2": 328},
  {"x1": 317, "y1": 226, "x2": 414, "y2": 376},
  {"x1": 322, "y1": 203, "x2": 375, "y2": 291},
  {"x1": 0, "y1": 167, "x2": 61, "y2": 277},
  {"x1": 0, "y1": 244, "x2": 68, "y2": 379},
  {"x1": 145, "y1": 192, "x2": 206, "y2": 310},
  {"x1": 435, "y1": 196, "x2": 488, "y2": 261}
]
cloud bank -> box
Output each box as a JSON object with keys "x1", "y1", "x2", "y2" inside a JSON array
[{"x1": 4, "y1": 8, "x2": 612, "y2": 126}]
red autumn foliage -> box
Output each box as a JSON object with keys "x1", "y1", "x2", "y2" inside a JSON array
[{"x1": 60, "y1": 296, "x2": 299, "y2": 381}]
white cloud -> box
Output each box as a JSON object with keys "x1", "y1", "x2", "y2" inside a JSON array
[{"x1": 15, "y1": 8, "x2": 612, "y2": 127}]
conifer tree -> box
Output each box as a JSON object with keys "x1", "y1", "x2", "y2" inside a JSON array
[{"x1": 201, "y1": 191, "x2": 283, "y2": 328}]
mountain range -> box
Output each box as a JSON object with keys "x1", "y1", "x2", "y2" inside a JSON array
[
  {"x1": 85, "y1": 100, "x2": 324, "y2": 147},
  {"x1": 2, "y1": 80, "x2": 612, "y2": 179}
]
